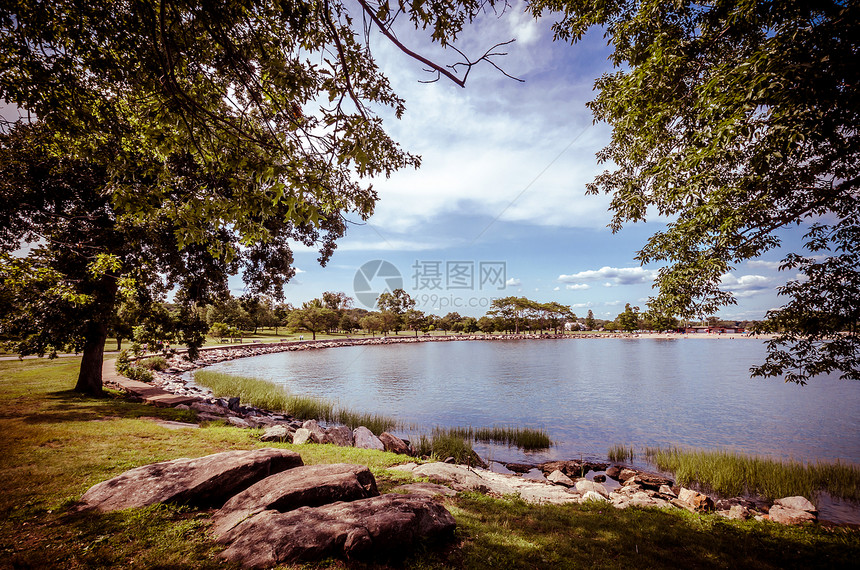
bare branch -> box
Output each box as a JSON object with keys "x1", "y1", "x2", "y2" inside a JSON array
[{"x1": 355, "y1": 0, "x2": 520, "y2": 88}]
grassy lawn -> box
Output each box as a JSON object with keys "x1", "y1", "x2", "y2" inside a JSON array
[{"x1": 1, "y1": 357, "x2": 858, "y2": 568}]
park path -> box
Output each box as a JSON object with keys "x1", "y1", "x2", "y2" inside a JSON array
[{"x1": 103, "y1": 358, "x2": 198, "y2": 407}]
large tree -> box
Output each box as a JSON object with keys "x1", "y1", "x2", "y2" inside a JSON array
[
  {"x1": 530, "y1": 0, "x2": 860, "y2": 383},
  {"x1": 0, "y1": 0, "x2": 504, "y2": 393}
]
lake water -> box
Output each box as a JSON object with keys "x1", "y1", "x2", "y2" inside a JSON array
[{"x1": 205, "y1": 337, "x2": 860, "y2": 467}]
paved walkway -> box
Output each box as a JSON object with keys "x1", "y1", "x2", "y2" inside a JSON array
[{"x1": 103, "y1": 359, "x2": 198, "y2": 407}]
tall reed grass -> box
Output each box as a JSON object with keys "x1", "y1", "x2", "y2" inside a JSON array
[
  {"x1": 607, "y1": 444, "x2": 636, "y2": 463},
  {"x1": 440, "y1": 426, "x2": 551, "y2": 450},
  {"x1": 412, "y1": 429, "x2": 483, "y2": 465},
  {"x1": 193, "y1": 370, "x2": 394, "y2": 434},
  {"x1": 643, "y1": 445, "x2": 860, "y2": 502}
]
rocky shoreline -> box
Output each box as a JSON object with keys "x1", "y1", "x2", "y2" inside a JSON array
[{"x1": 115, "y1": 335, "x2": 823, "y2": 528}]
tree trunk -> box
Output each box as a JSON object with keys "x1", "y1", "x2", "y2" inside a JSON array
[{"x1": 75, "y1": 320, "x2": 108, "y2": 396}]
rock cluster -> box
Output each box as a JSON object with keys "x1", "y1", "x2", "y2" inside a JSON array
[
  {"x1": 77, "y1": 450, "x2": 456, "y2": 567},
  {"x1": 394, "y1": 462, "x2": 818, "y2": 525}
]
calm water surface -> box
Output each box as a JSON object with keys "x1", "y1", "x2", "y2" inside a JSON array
[{"x1": 206, "y1": 338, "x2": 860, "y2": 467}]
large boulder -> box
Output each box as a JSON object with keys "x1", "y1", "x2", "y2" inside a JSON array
[
  {"x1": 211, "y1": 463, "x2": 379, "y2": 537},
  {"x1": 774, "y1": 496, "x2": 817, "y2": 513},
  {"x1": 677, "y1": 488, "x2": 715, "y2": 512},
  {"x1": 322, "y1": 426, "x2": 354, "y2": 447},
  {"x1": 378, "y1": 432, "x2": 411, "y2": 455},
  {"x1": 574, "y1": 479, "x2": 610, "y2": 498},
  {"x1": 217, "y1": 494, "x2": 456, "y2": 567},
  {"x1": 629, "y1": 472, "x2": 674, "y2": 490},
  {"x1": 546, "y1": 470, "x2": 575, "y2": 487},
  {"x1": 77, "y1": 448, "x2": 303, "y2": 512},
  {"x1": 302, "y1": 420, "x2": 327, "y2": 443},
  {"x1": 260, "y1": 425, "x2": 292, "y2": 443},
  {"x1": 292, "y1": 428, "x2": 313, "y2": 445},
  {"x1": 768, "y1": 504, "x2": 817, "y2": 525},
  {"x1": 768, "y1": 496, "x2": 818, "y2": 525},
  {"x1": 353, "y1": 426, "x2": 385, "y2": 451}
]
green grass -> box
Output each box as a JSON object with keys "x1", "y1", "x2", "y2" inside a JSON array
[
  {"x1": 1, "y1": 357, "x2": 859, "y2": 568},
  {"x1": 194, "y1": 370, "x2": 395, "y2": 434},
  {"x1": 644, "y1": 445, "x2": 860, "y2": 502}
]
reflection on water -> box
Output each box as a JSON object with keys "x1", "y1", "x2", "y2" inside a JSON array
[{"x1": 208, "y1": 338, "x2": 860, "y2": 466}]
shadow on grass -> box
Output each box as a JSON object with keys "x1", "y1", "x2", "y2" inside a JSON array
[
  {"x1": 18, "y1": 390, "x2": 195, "y2": 425},
  {"x1": 446, "y1": 493, "x2": 860, "y2": 569}
]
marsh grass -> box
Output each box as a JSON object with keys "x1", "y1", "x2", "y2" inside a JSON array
[
  {"x1": 644, "y1": 445, "x2": 860, "y2": 501},
  {"x1": 608, "y1": 444, "x2": 636, "y2": 463},
  {"x1": 412, "y1": 429, "x2": 482, "y2": 465},
  {"x1": 193, "y1": 370, "x2": 394, "y2": 434},
  {"x1": 441, "y1": 426, "x2": 551, "y2": 450}
]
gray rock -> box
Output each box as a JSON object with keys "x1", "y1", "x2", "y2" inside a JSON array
[
  {"x1": 769, "y1": 504, "x2": 817, "y2": 525},
  {"x1": 630, "y1": 472, "x2": 674, "y2": 490},
  {"x1": 322, "y1": 426, "x2": 354, "y2": 447},
  {"x1": 581, "y1": 491, "x2": 608, "y2": 502},
  {"x1": 227, "y1": 416, "x2": 251, "y2": 428},
  {"x1": 575, "y1": 479, "x2": 609, "y2": 498},
  {"x1": 260, "y1": 425, "x2": 292, "y2": 443},
  {"x1": 677, "y1": 488, "x2": 714, "y2": 512},
  {"x1": 302, "y1": 419, "x2": 327, "y2": 443},
  {"x1": 619, "y1": 468, "x2": 637, "y2": 481},
  {"x1": 211, "y1": 463, "x2": 378, "y2": 537},
  {"x1": 77, "y1": 448, "x2": 303, "y2": 512},
  {"x1": 774, "y1": 496, "x2": 817, "y2": 513},
  {"x1": 727, "y1": 505, "x2": 751, "y2": 520},
  {"x1": 292, "y1": 428, "x2": 312, "y2": 445},
  {"x1": 218, "y1": 494, "x2": 456, "y2": 567},
  {"x1": 191, "y1": 401, "x2": 230, "y2": 416},
  {"x1": 378, "y1": 432, "x2": 411, "y2": 455},
  {"x1": 353, "y1": 426, "x2": 385, "y2": 451},
  {"x1": 547, "y1": 470, "x2": 575, "y2": 487}
]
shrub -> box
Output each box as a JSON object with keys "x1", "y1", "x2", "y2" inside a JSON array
[{"x1": 138, "y1": 356, "x2": 169, "y2": 371}]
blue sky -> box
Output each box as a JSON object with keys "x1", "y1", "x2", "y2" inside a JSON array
[
  {"x1": 263, "y1": 4, "x2": 806, "y2": 321},
  {"x1": 0, "y1": 2, "x2": 803, "y2": 322}
]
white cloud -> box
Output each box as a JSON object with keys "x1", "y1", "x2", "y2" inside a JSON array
[
  {"x1": 565, "y1": 283, "x2": 590, "y2": 290},
  {"x1": 559, "y1": 266, "x2": 657, "y2": 285},
  {"x1": 294, "y1": 267, "x2": 306, "y2": 274},
  {"x1": 553, "y1": 286, "x2": 560, "y2": 291},
  {"x1": 506, "y1": 277, "x2": 522, "y2": 286},
  {"x1": 719, "y1": 273, "x2": 773, "y2": 298},
  {"x1": 747, "y1": 260, "x2": 782, "y2": 270}
]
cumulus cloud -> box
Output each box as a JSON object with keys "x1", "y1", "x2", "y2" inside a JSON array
[
  {"x1": 565, "y1": 283, "x2": 590, "y2": 290},
  {"x1": 719, "y1": 273, "x2": 773, "y2": 298},
  {"x1": 558, "y1": 266, "x2": 658, "y2": 286},
  {"x1": 506, "y1": 277, "x2": 522, "y2": 286}
]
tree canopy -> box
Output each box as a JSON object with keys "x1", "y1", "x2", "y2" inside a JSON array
[
  {"x1": 529, "y1": 0, "x2": 860, "y2": 383},
  {"x1": 0, "y1": 0, "x2": 500, "y2": 393}
]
